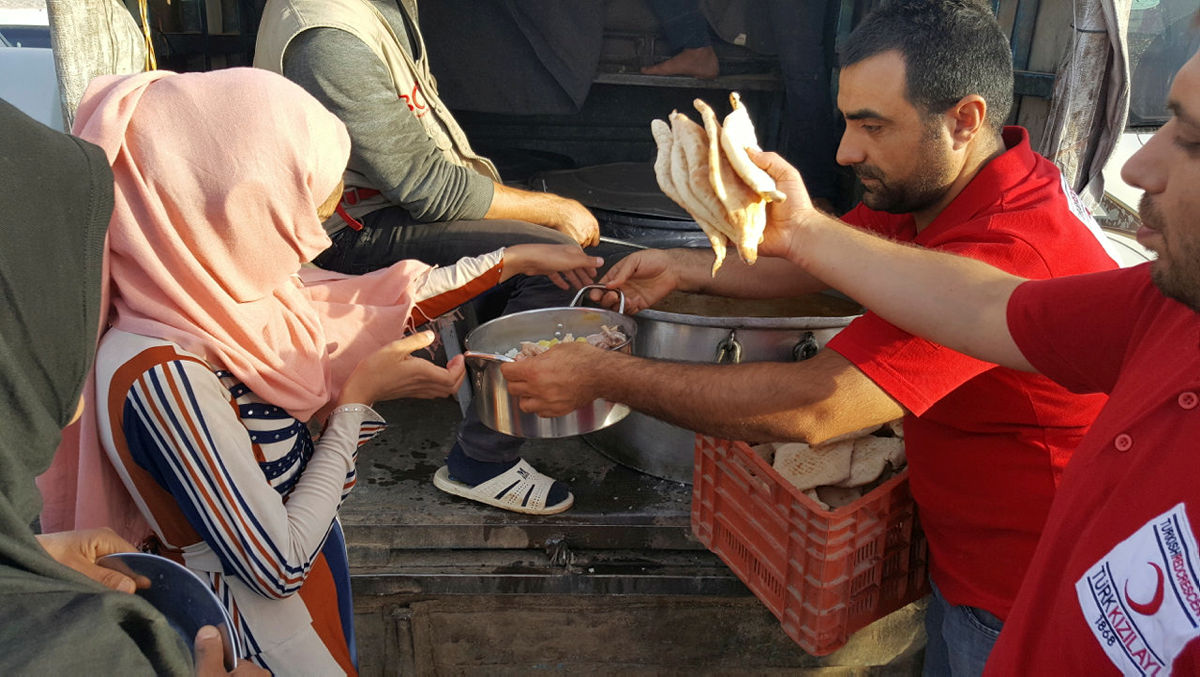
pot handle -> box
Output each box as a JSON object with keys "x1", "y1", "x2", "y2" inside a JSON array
[
  {"x1": 570, "y1": 284, "x2": 626, "y2": 315},
  {"x1": 715, "y1": 330, "x2": 743, "y2": 364},
  {"x1": 792, "y1": 332, "x2": 819, "y2": 362},
  {"x1": 463, "y1": 350, "x2": 515, "y2": 364}
]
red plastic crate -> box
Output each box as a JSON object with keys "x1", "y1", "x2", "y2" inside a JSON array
[{"x1": 691, "y1": 434, "x2": 930, "y2": 656}]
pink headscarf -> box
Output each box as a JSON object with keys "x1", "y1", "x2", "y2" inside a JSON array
[{"x1": 39, "y1": 68, "x2": 431, "y2": 539}]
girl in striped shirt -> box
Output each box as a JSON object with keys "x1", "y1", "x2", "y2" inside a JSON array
[{"x1": 38, "y1": 68, "x2": 601, "y2": 675}]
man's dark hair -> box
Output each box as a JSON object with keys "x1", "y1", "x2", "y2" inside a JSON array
[{"x1": 840, "y1": 0, "x2": 1014, "y2": 129}]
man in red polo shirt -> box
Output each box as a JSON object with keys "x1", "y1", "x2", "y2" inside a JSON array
[
  {"x1": 681, "y1": 38, "x2": 1200, "y2": 677},
  {"x1": 502, "y1": 1, "x2": 1117, "y2": 672}
]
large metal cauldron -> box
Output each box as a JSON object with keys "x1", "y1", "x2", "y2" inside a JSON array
[
  {"x1": 584, "y1": 291, "x2": 862, "y2": 484},
  {"x1": 464, "y1": 287, "x2": 638, "y2": 439}
]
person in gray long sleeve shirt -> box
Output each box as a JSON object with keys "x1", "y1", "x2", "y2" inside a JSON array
[
  {"x1": 285, "y1": 26, "x2": 493, "y2": 224},
  {"x1": 263, "y1": 0, "x2": 600, "y2": 515}
]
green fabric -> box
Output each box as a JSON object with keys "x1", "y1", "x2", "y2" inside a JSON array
[{"x1": 0, "y1": 98, "x2": 191, "y2": 675}]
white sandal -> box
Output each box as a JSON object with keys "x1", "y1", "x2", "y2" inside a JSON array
[{"x1": 432, "y1": 460, "x2": 574, "y2": 515}]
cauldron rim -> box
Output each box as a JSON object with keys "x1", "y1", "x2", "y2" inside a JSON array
[{"x1": 636, "y1": 304, "x2": 862, "y2": 330}]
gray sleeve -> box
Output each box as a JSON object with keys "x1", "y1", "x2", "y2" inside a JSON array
[{"x1": 283, "y1": 27, "x2": 493, "y2": 222}]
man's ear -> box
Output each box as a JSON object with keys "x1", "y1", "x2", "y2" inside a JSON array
[{"x1": 947, "y1": 94, "x2": 988, "y2": 149}]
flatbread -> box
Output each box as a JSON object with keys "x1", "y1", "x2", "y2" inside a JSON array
[
  {"x1": 804, "y1": 488, "x2": 831, "y2": 511},
  {"x1": 814, "y1": 423, "x2": 883, "y2": 448},
  {"x1": 662, "y1": 115, "x2": 729, "y2": 275},
  {"x1": 749, "y1": 442, "x2": 776, "y2": 465},
  {"x1": 650, "y1": 96, "x2": 780, "y2": 275},
  {"x1": 836, "y1": 436, "x2": 905, "y2": 488},
  {"x1": 772, "y1": 440, "x2": 853, "y2": 492},
  {"x1": 694, "y1": 97, "x2": 765, "y2": 265},
  {"x1": 668, "y1": 111, "x2": 735, "y2": 274},
  {"x1": 884, "y1": 435, "x2": 906, "y2": 468},
  {"x1": 720, "y1": 92, "x2": 786, "y2": 202},
  {"x1": 816, "y1": 485, "x2": 863, "y2": 510},
  {"x1": 650, "y1": 119, "x2": 680, "y2": 201}
]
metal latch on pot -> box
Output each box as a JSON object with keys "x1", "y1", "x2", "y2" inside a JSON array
[
  {"x1": 793, "y1": 332, "x2": 819, "y2": 361},
  {"x1": 715, "y1": 330, "x2": 743, "y2": 364}
]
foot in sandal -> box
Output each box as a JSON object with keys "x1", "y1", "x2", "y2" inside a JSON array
[{"x1": 433, "y1": 444, "x2": 574, "y2": 515}]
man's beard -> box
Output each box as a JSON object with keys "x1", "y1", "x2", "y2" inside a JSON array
[
  {"x1": 854, "y1": 135, "x2": 954, "y2": 215},
  {"x1": 1142, "y1": 194, "x2": 1200, "y2": 312}
]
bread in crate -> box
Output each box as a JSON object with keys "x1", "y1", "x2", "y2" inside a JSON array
[
  {"x1": 756, "y1": 421, "x2": 906, "y2": 510},
  {"x1": 690, "y1": 423, "x2": 928, "y2": 656}
]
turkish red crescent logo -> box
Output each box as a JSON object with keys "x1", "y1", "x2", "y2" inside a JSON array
[
  {"x1": 398, "y1": 84, "x2": 427, "y2": 117},
  {"x1": 1125, "y1": 562, "x2": 1166, "y2": 616}
]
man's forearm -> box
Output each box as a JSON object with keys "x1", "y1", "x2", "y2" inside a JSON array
[
  {"x1": 586, "y1": 348, "x2": 899, "y2": 443},
  {"x1": 674, "y1": 248, "x2": 828, "y2": 299},
  {"x1": 786, "y1": 214, "x2": 1031, "y2": 370},
  {"x1": 485, "y1": 183, "x2": 598, "y2": 246},
  {"x1": 485, "y1": 182, "x2": 558, "y2": 225}
]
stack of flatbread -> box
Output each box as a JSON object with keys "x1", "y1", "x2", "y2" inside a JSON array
[
  {"x1": 753, "y1": 420, "x2": 906, "y2": 511},
  {"x1": 651, "y1": 92, "x2": 786, "y2": 276}
]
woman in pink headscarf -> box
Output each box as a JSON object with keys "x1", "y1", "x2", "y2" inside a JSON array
[{"x1": 37, "y1": 68, "x2": 600, "y2": 675}]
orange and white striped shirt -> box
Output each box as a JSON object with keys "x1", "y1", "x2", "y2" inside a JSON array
[{"x1": 93, "y1": 251, "x2": 504, "y2": 674}]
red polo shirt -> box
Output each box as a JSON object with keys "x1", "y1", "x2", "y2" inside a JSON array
[
  {"x1": 986, "y1": 264, "x2": 1200, "y2": 675},
  {"x1": 826, "y1": 127, "x2": 1117, "y2": 619}
]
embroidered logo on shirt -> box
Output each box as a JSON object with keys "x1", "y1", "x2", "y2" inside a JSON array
[
  {"x1": 1076, "y1": 503, "x2": 1200, "y2": 675},
  {"x1": 398, "y1": 83, "x2": 428, "y2": 117}
]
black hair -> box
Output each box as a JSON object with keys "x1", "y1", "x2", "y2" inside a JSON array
[{"x1": 840, "y1": 0, "x2": 1014, "y2": 129}]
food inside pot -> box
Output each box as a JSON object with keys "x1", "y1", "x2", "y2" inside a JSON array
[
  {"x1": 651, "y1": 291, "x2": 863, "y2": 318},
  {"x1": 504, "y1": 325, "x2": 629, "y2": 361}
]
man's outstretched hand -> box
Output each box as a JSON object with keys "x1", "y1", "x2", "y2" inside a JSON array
[{"x1": 592, "y1": 249, "x2": 681, "y2": 314}]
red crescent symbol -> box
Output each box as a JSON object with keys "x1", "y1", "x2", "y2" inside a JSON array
[
  {"x1": 1125, "y1": 562, "x2": 1166, "y2": 616},
  {"x1": 409, "y1": 84, "x2": 426, "y2": 111}
]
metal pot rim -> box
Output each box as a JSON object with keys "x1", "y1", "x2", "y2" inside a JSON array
[
  {"x1": 465, "y1": 305, "x2": 638, "y2": 353},
  {"x1": 635, "y1": 306, "x2": 862, "y2": 330},
  {"x1": 462, "y1": 305, "x2": 637, "y2": 438}
]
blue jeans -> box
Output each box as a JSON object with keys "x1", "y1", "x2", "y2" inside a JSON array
[
  {"x1": 645, "y1": 0, "x2": 712, "y2": 50},
  {"x1": 922, "y1": 580, "x2": 1004, "y2": 677}
]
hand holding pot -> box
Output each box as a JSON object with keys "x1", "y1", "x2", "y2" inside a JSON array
[
  {"x1": 503, "y1": 244, "x2": 604, "y2": 290},
  {"x1": 338, "y1": 331, "x2": 466, "y2": 407},
  {"x1": 501, "y1": 341, "x2": 608, "y2": 417},
  {"x1": 593, "y1": 249, "x2": 681, "y2": 314}
]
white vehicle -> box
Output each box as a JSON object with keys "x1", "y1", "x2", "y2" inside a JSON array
[{"x1": 0, "y1": 2, "x2": 60, "y2": 130}]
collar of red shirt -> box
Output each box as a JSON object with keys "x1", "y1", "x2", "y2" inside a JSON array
[{"x1": 919, "y1": 125, "x2": 1039, "y2": 238}]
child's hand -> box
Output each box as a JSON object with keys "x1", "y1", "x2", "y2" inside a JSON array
[
  {"x1": 338, "y1": 331, "x2": 466, "y2": 406},
  {"x1": 503, "y1": 244, "x2": 604, "y2": 289}
]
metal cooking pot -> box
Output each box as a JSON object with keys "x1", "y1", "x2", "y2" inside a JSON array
[
  {"x1": 464, "y1": 286, "x2": 638, "y2": 439},
  {"x1": 584, "y1": 292, "x2": 861, "y2": 484}
]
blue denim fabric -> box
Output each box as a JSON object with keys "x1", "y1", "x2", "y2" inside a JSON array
[
  {"x1": 765, "y1": 0, "x2": 840, "y2": 202},
  {"x1": 922, "y1": 579, "x2": 1004, "y2": 677},
  {"x1": 645, "y1": 0, "x2": 712, "y2": 50}
]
